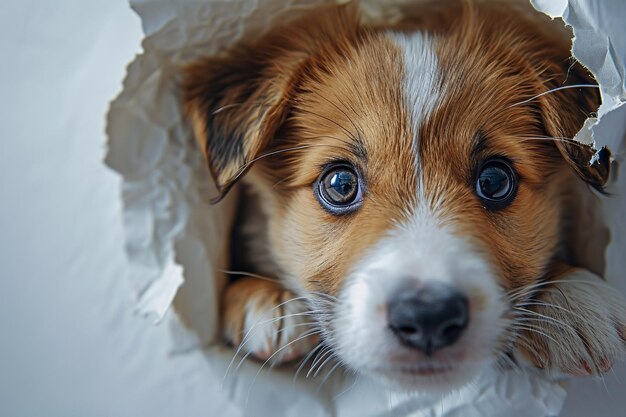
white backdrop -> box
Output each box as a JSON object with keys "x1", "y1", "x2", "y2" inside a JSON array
[
  {"x1": 0, "y1": 1, "x2": 624, "y2": 416},
  {"x1": 0, "y1": 1, "x2": 237, "y2": 416}
]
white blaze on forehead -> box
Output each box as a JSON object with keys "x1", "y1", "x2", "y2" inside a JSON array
[{"x1": 389, "y1": 31, "x2": 442, "y2": 171}]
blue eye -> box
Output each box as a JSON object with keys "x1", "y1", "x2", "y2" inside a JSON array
[
  {"x1": 476, "y1": 159, "x2": 517, "y2": 209},
  {"x1": 316, "y1": 164, "x2": 362, "y2": 214}
]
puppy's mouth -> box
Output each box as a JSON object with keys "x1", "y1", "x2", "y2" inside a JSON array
[
  {"x1": 380, "y1": 345, "x2": 477, "y2": 372},
  {"x1": 364, "y1": 357, "x2": 482, "y2": 392},
  {"x1": 386, "y1": 361, "x2": 458, "y2": 376}
]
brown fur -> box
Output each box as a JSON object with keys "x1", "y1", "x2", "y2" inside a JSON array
[{"x1": 416, "y1": 3, "x2": 600, "y2": 291}]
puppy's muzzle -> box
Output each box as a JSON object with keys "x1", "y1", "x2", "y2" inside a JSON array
[{"x1": 388, "y1": 283, "x2": 469, "y2": 355}]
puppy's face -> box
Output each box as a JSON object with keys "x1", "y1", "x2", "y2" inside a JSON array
[{"x1": 184, "y1": 4, "x2": 608, "y2": 390}]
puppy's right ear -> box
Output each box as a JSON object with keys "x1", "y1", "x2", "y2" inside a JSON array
[
  {"x1": 182, "y1": 5, "x2": 360, "y2": 201},
  {"x1": 182, "y1": 45, "x2": 302, "y2": 201}
]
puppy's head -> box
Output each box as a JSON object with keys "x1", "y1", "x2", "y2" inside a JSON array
[{"x1": 183, "y1": 3, "x2": 608, "y2": 391}]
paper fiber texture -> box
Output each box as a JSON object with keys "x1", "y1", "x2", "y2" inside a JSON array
[{"x1": 106, "y1": 0, "x2": 625, "y2": 415}]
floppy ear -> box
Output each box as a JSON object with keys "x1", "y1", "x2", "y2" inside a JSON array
[
  {"x1": 539, "y1": 60, "x2": 610, "y2": 191},
  {"x1": 182, "y1": 44, "x2": 303, "y2": 201},
  {"x1": 182, "y1": 6, "x2": 361, "y2": 202}
]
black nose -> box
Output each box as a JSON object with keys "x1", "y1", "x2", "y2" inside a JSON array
[{"x1": 387, "y1": 283, "x2": 469, "y2": 355}]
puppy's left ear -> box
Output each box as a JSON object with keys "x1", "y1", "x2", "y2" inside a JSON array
[
  {"x1": 539, "y1": 60, "x2": 610, "y2": 192},
  {"x1": 182, "y1": 45, "x2": 302, "y2": 201}
]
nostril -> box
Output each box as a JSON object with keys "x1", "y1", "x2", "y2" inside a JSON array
[
  {"x1": 391, "y1": 324, "x2": 422, "y2": 337},
  {"x1": 387, "y1": 283, "x2": 469, "y2": 354},
  {"x1": 440, "y1": 321, "x2": 465, "y2": 343}
]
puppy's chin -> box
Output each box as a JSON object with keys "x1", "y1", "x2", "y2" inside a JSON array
[{"x1": 361, "y1": 358, "x2": 487, "y2": 393}]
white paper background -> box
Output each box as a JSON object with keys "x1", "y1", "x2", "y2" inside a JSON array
[
  {"x1": 1, "y1": 1, "x2": 624, "y2": 416},
  {"x1": 0, "y1": 1, "x2": 237, "y2": 416}
]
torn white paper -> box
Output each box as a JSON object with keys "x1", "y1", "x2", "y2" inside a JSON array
[
  {"x1": 532, "y1": 0, "x2": 626, "y2": 154},
  {"x1": 106, "y1": 0, "x2": 626, "y2": 416}
]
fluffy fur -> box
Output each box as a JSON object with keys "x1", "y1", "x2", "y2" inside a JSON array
[{"x1": 182, "y1": 1, "x2": 626, "y2": 391}]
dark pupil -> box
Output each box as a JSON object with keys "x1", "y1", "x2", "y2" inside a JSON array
[
  {"x1": 324, "y1": 170, "x2": 357, "y2": 204},
  {"x1": 479, "y1": 166, "x2": 510, "y2": 199}
]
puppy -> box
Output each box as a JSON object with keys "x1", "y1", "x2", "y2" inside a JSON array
[{"x1": 183, "y1": 1, "x2": 626, "y2": 391}]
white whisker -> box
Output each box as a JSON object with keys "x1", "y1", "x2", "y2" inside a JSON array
[
  {"x1": 510, "y1": 84, "x2": 599, "y2": 107},
  {"x1": 316, "y1": 360, "x2": 343, "y2": 393}
]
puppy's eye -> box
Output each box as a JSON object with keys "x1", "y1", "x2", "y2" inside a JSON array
[
  {"x1": 316, "y1": 164, "x2": 362, "y2": 214},
  {"x1": 322, "y1": 167, "x2": 358, "y2": 204},
  {"x1": 476, "y1": 159, "x2": 517, "y2": 209}
]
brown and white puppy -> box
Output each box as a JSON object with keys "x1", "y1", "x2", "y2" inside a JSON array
[{"x1": 183, "y1": 1, "x2": 626, "y2": 391}]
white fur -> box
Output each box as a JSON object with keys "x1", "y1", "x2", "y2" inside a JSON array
[{"x1": 333, "y1": 208, "x2": 508, "y2": 390}]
